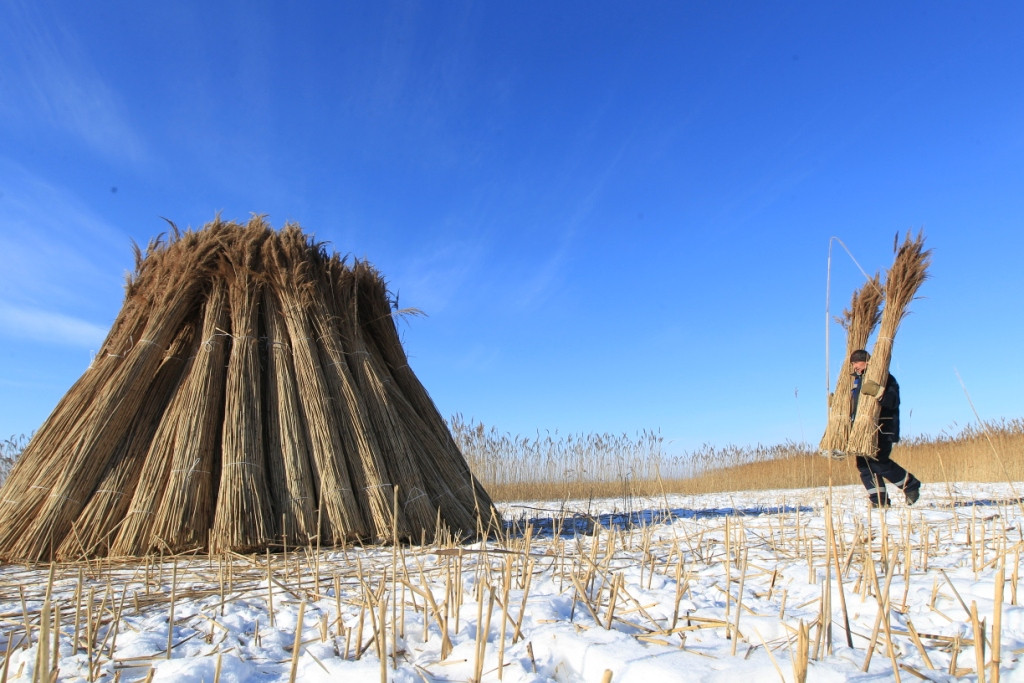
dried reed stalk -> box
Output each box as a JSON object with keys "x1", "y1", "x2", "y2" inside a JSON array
[
  {"x1": 991, "y1": 566, "x2": 1004, "y2": 682},
  {"x1": 971, "y1": 601, "x2": 986, "y2": 683},
  {"x1": 819, "y1": 273, "x2": 883, "y2": 456},
  {"x1": 848, "y1": 231, "x2": 930, "y2": 456},
  {"x1": 288, "y1": 601, "x2": 306, "y2": 683},
  {"x1": 792, "y1": 619, "x2": 809, "y2": 683}
]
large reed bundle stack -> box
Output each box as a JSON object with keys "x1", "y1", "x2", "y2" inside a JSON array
[
  {"x1": 0, "y1": 217, "x2": 498, "y2": 561},
  {"x1": 818, "y1": 274, "x2": 884, "y2": 458},
  {"x1": 847, "y1": 231, "x2": 930, "y2": 457}
]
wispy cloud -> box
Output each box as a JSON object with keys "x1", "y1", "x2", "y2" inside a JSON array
[
  {"x1": 0, "y1": 164, "x2": 121, "y2": 348},
  {"x1": 514, "y1": 139, "x2": 631, "y2": 311},
  {"x1": 0, "y1": 301, "x2": 108, "y2": 348},
  {"x1": 0, "y1": 0, "x2": 147, "y2": 162},
  {"x1": 0, "y1": 160, "x2": 129, "y2": 344},
  {"x1": 391, "y1": 237, "x2": 486, "y2": 315}
]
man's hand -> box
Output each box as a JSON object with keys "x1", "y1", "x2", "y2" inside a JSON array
[{"x1": 861, "y1": 379, "x2": 882, "y2": 397}]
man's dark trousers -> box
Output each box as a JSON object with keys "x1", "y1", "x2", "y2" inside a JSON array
[{"x1": 855, "y1": 436, "x2": 919, "y2": 506}]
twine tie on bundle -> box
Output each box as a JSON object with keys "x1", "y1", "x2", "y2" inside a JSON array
[{"x1": 406, "y1": 489, "x2": 429, "y2": 506}]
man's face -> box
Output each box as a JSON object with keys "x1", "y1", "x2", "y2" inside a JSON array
[{"x1": 852, "y1": 360, "x2": 868, "y2": 375}]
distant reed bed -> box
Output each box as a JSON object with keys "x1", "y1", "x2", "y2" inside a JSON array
[
  {"x1": 0, "y1": 435, "x2": 28, "y2": 487},
  {"x1": 4, "y1": 418, "x2": 1020, "y2": 502},
  {"x1": 450, "y1": 415, "x2": 1024, "y2": 501}
]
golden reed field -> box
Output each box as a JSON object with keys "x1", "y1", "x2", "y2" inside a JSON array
[
  {"x1": 449, "y1": 415, "x2": 1024, "y2": 502},
  {"x1": 3, "y1": 416, "x2": 1021, "y2": 503}
]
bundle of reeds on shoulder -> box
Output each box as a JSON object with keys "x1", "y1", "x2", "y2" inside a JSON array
[
  {"x1": 818, "y1": 273, "x2": 883, "y2": 458},
  {"x1": 0, "y1": 217, "x2": 499, "y2": 562},
  {"x1": 847, "y1": 231, "x2": 930, "y2": 457}
]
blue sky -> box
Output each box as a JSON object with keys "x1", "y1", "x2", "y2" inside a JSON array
[{"x1": 1, "y1": 1, "x2": 1022, "y2": 454}]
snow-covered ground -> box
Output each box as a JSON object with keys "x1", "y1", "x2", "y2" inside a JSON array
[{"x1": 2, "y1": 482, "x2": 1024, "y2": 682}]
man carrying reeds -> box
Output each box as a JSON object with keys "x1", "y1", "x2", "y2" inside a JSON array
[{"x1": 849, "y1": 349, "x2": 921, "y2": 507}]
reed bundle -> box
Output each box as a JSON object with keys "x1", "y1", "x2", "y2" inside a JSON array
[
  {"x1": 55, "y1": 324, "x2": 197, "y2": 558},
  {"x1": 261, "y1": 287, "x2": 318, "y2": 544},
  {"x1": 0, "y1": 217, "x2": 497, "y2": 561},
  {"x1": 265, "y1": 230, "x2": 368, "y2": 542},
  {"x1": 112, "y1": 283, "x2": 229, "y2": 556},
  {"x1": 211, "y1": 233, "x2": 274, "y2": 552},
  {"x1": 847, "y1": 231, "x2": 930, "y2": 457},
  {"x1": 818, "y1": 274, "x2": 883, "y2": 457}
]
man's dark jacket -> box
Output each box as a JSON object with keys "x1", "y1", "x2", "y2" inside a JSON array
[{"x1": 852, "y1": 373, "x2": 901, "y2": 442}]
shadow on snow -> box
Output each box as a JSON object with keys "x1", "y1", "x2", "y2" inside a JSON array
[{"x1": 503, "y1": 504, "x2": 814, "y2": 538}]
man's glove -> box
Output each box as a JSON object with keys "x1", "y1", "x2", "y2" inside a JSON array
[{"x1": 861, "y1": 379, "x2": 882, "y2": 397}]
